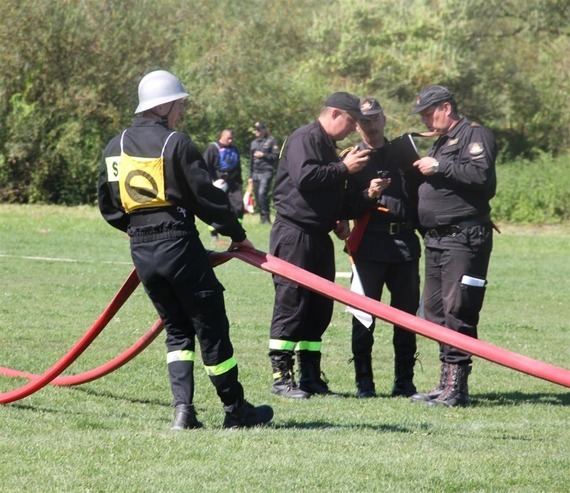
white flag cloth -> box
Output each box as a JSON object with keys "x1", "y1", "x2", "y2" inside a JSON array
[{"x1": 345, "y1": 262, "x2": 374, "y2": 328}]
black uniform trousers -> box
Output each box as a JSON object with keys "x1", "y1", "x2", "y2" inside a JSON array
[
  {"x1": 422, "y1": 224, "x2": 492, "y2": 364},
  {"x1": 352, "y1": 258, "x2": 419, "y2": 360},
  {"x1": 129, "y1": 226, "x2": 243, "y2": 406},
  {"x1": 252, "y1": 170, "x2": 274, "y2": 219},
  {"x1": 269, "y1": 218, "x2": 335, "y2": 346}
]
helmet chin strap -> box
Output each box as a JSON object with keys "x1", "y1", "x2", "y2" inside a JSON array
[{"x1": 148, "y1": 101, "x2": 176, "y2": 126}]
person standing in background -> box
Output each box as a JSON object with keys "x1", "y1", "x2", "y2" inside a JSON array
[
  {"x1": 409, "y1": 85, "x2": 497, "y2": 407},
  {"x1": 204, "y1": 129, "x2": 244, "y2": 242},
  {"x1": 249, "y1": 121, "x2": 280, "y2": 224}
]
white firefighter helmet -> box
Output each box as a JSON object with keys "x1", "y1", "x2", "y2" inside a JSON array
[{"x1": 135, "y1": 70, "x2": 189, "y2": 114}]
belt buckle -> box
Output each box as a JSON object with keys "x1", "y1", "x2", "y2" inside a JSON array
[{"x1": 389, "y1": 223, "x2": 401, "y2": 235}]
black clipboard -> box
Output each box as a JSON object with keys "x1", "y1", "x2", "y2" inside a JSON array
[{"x1": 386, "y1": 133, "x2": 420, "y2": 171}]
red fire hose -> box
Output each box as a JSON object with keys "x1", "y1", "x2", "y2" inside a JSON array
[
  {"x1": 220, "y1": 249, "x2": 570, "y2": 388},
  {"x1": 1, "y1": 248, "x2": 568, "y2": 404},
  {"x1": 0, "y1": 254, "x2": 232, "y2": 399},
  {"x1": 0, "y1": 268, "x2": 140, "y2": 404}
]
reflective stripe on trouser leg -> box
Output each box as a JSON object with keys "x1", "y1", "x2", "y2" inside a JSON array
[
  {"x1": 167, "y1": 350, "x2": 196, "y2": 407},
  {"x1": 295, "y1": 341, "x2": 322, "y2": 352},
  {"x1": 207, "y1": 363, "x2": 244, "y2": 407},
  {"x1": 269, "y1": 339, "x2": 297, "y2": 352},
  {"x1": 204, "y1": 356, "x2": 237, "y2": 376}
]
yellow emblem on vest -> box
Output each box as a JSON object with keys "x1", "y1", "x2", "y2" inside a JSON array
[{"x1": 118, "y1": 152, "x2": 171, "y2": 212}]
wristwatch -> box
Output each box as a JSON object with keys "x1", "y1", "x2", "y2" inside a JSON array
[{"x1": 431, "y1": 160, "x2": 440, "y2": 174}]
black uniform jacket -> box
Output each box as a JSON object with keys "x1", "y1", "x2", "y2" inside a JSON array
[
  {"x1": 273, "y1": 120, "x2": 353, "y2": 234},
  {"x1": 98, "y1": 119, "x2": 246, "y2": 242},
  {"x1": 418, "y1": 117, "x2": 497, "y2": 229},
  {"x1": 343, "y1": 141, "x2": 421, "y2": 263},
  {"x1": 249, "y1": 135, "x2": 279, "y2": 175},
  {"x1": 203, "y1": 142, "x2": 243, "y2": 186}
]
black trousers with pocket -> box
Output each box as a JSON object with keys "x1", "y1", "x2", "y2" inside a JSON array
[{"x1": 129, "y1": 225, "x2": 243, "y2": 406}]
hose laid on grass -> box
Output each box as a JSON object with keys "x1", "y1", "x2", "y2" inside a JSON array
[
  {"x1": 221, "y1": 249, "x2": 570, "y2": 388},
  {"x1": 0, "y1": 269, "x2": 140, "y2": 404},
  {"x1": 1, "y1": 248, "x2": 568, "y2": 404},
  {"x1": 0, "y1": 254, "x2": 232, "y2": 398}
]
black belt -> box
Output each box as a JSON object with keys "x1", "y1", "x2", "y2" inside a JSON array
[
  {"x1": 129, "y1": 207, "x2": 188, "y2": 227},
  {"x1": 370, "y1": 221, "x2": 415, "y2": 235},
  {"x1": 426, "y1": 215, "x2": 491, "y2": 238}
]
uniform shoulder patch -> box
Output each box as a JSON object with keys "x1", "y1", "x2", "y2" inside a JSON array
[
  {"x1": 471, "y1": 122, "x2": 481, "y2": 127},
  {"x1": 468, "y1": 142, "x2": 484, "y2": 155}
]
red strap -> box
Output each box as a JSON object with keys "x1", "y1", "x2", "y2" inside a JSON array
[{"x1": 345, "y1": 210, "x2": 372, "y2": 253}]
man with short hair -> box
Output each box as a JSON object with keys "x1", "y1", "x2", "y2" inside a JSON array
[
  {"x1": 204, "y1": 129, "x2": 244, "y2": 241},
  {"x1": 268, "y1": 92, "x2": 376, "y2": 399},
  {"x1": 249, "y1": 121, "x2": 279, "y2": 224},
  {"x1": 98, "y1": 70, "x2": 273, "y2": 429},
  {"x1": 409, "y1": 85, "x2": 497, "y2": 407}
]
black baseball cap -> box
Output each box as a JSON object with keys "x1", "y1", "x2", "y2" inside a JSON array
[
  {"x1": 324, "y1": 92, "x2": 365, "y2": 118},
  {"x1": 359, "y1": 97, "x2": 383, "y2": 117},
  {"x1": 409, "y1": 85, "x2": 455, "y2": 114},
  {"x1": 253, "y1": 121, "x2": 266, "y2": 130}
]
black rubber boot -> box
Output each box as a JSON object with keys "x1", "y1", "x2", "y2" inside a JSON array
[
  {"x1": 168, "y1": 358, "x2": 200, "y2": 429},
  {"x1": 297, "y1": 351, "x2": 339, "y2": 396},
  {"x1": 223, "y1": 399, "x2": 274, "y2": 429},
  {"x1": 428, "y1": 364, "x2": 471, "y2": 407},
  {"x1": 352, "y1": 354, "x2": 376, "y2": 398},
  {"x1": 171, "y1": 404, "x2": 203, "y2": 430},
  {"x1": 410, "y1": 362, "x2": 449, "y2": 403},
  {"x1": 391, "y1": 354, "x2": 417, "y2": 397},
  {"x1": 270, "y1": 353, "x2": 310, "y2": 399}
]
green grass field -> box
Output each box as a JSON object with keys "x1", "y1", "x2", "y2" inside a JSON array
[{"x1": 1, "y1": 205, "x2": 568, "y2": 492}]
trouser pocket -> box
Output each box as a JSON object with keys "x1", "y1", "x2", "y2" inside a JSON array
[{"x1": 451, "y1": 277, "x2": 487, "y2": 323}]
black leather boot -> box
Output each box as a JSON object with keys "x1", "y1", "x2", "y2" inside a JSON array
[
  {"x1": 352, "y1": 354, "x2": 376, "y2": 398},
  {"x1": 223, "y1": 399, "x2": 274, "y2": 428},
  {"x1": 392, "y1": 354, "x2": 417, "y2": 397},
  {"x1": 297, "y1": 351, "x2": 339, "y2": 396},
  {"x1": 270, "y1": 352, "x2": 310, "y2": 399},
  {"x1": 428, "y1": 364, "x2": 471, "y2": 407},
  {"x1": 171, "y1": 404, "x2": 203, "y2": 430},
  {"x1": 410, "y1": 362, "x2": 449, "y2": 403}
]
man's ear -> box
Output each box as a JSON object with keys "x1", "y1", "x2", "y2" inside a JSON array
[{"x1": 331, "y1": 108, "x2": 343, "y2": 119}]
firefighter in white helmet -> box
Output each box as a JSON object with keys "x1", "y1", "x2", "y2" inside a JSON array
[{"x1": 98, "y1": 70, "x2": 273, "y2": 429}]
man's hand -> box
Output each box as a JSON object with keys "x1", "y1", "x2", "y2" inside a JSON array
[
  {"x1": 229, "y1": 238, "x2": 254, "y2": 250},
  {"x1": 413, "y1": 157, "x2": 439, "y2": 176},
  {"x1": 343, "y1": 147, "x2": 370, "y2": 174},
  {"x1": 334, "y1": 219, "x2": 350, "y2": 240},
  {"x1": 367, "y1": 178, "x2": 391, "y2": 199}
]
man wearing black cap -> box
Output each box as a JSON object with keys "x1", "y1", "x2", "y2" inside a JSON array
[
  {"x1": 249, "y1": 121, "x2": 280, "y2": 224},
  {"x1": 409, "y1": 85, "x2": 497, "y2": 407},
  {"x1": 341, "y1": 97, "x2": 421, "y2": 399},
  {"x1": 268, "y1": 91, "x2": 372, "y2": 399}
]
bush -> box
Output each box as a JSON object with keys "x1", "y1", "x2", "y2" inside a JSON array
[{"x1": 492, "y1": 153, "x2": 570, "y2": 223}]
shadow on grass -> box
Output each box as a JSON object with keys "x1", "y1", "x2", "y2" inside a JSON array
[
  {"x1": 7, "y1": 386, "x2": 169, "y2": 414},
  {"x1": 67, "y1": 385, "x2": 170, "y2": 407},
  {"x1": 472, "y1": 391, "x2": 570, "y2": 407},
  {"x1": 270, "y1": 420, "x2": 428, "y2": 432}
]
